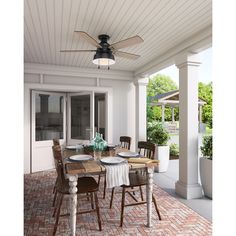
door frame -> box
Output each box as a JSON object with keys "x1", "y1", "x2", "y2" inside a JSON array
[{"x1": 25, "y1": 83, "x2": 113, "y2": 173}]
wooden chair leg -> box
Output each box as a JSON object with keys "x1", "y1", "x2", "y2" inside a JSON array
[
  {"x1": 94, "y1": 192, "x2": 102, "y2": 231},
  {"x1": 98, "y1": 174, "x2": 101, "y2": 186},
  {"x1": 152, "y1": 194, "x2": 161, "y2": 220},
  {"x1": 53, "y1": 192, "x2": 60, "y2": 217},
  {"x1": 109, "y1": 187, "x2": 115, "y2": 209},
  {"x1": 120, "y1": 187, "x2": 126, "y2": 227},
  {"x1": 90, "y1": 192, "x2": 94, "y2": 209},
  {"x1": 103, "y1": 176, "x2": 106, "y2": 199},
  {"x1": 52, "y1": 190, "x2": 58, "y2": 207},
  {"x1": 53, "y1": 193, "x2": 64, "y2": 235},
  {"x1": 139, "y1": 186, "x2": 144, "y2": 201}
]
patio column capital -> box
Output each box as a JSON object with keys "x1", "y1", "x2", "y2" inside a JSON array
[
  {"x1": 134, "y1": 76, "x2": 149, "y2": 86},
  {"x1": 175, "y1": 52, "x2": 201, "y2": 69}
]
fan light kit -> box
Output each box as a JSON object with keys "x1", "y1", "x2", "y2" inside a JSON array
[{"x1": 61, "y1": 31, "x2": 143, "y2": 70}]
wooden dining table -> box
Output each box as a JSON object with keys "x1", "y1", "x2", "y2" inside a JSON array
[{"x1": 63, "y1": 148, "x2": 157, "y2": 236}]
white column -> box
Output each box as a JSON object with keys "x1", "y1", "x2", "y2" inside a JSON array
[
  {"x1": 161, "y1": 104, "x2": 165, "y2": 123},
  {"x1": 171, "y1": 107, "x2": 175, "y2": 122},
  {"x1": 199, "y1": 105, "x2": 202, "y2": 123},
  {"x1": 175, "y1": 52, "x2": 202, "y2": 199},
  {"x1": 134, "y1": 76, "x2": 149, "y2": 147}
]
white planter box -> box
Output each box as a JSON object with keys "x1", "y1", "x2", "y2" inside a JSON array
[
  {"x1": 200, "y1": 157, "x2": 212, "y2": 199},
  {"x1": 154, "y1": 145, "x2": 170, "y2": 172}
]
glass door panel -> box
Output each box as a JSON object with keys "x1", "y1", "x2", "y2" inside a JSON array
[
  {"x1": 67, "y1": 92, "x2": 94, "y2": 144},
  {"x1": 35, "y1": 93, "x2": 64, "y2": 141}
]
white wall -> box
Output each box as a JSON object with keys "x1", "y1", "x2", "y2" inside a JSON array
[{"x1": 24, "y1": 63, "x2": 135, "y2": 173}]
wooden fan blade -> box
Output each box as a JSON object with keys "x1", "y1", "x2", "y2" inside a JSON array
[
  {"x1": 110, "y1": 35, "x2": 143, "y2": 50},
  {"x1": 114, "y1": 51, "x2": 140, "y2": 60},
  {"x1": 60, "y1": 49, "x2": 96, "y2": 52},
  {"x1": 74, "y1": 31, "x2": 101, "y2": 48}
]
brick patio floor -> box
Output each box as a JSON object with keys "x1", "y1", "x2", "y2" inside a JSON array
[{"x1": 24, "y1": 170, "x2": 212, "y2": 236}]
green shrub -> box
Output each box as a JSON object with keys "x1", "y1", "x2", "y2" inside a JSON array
[
  {"x1": 170, "y1": 143, "x2": 179, "y2": 156},
  {"x1": 200, "y1": 135, "x2": 213, "y2": 159},
  {"x1": 147, "y1": 122, "x2": 170, "y2": 146}
]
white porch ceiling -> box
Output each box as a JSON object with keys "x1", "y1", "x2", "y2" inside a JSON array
[{"x1": 24, "y1": 0, "x2": 212, "y2": 73}]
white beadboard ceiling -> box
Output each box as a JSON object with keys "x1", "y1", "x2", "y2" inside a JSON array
[{"x1": 24, "y1": 0, "x2": 212, "y2": 72}]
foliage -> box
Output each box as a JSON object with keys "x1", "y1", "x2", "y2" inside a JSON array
[
  {"x1": 147, "y1": 76, "x2": 212, "y2": 130},
  {"x1": 200, "y1": 135, "x2": 213, "y2": 159},
  {"x1": 147, "y1": 74, "x2": 179, "y2": 122},
  {"x1": 147, "y1": 122, "x2": 170, "y2": 145},
  {"x1": 198, "y1": 82, "x2": 212, "y2": 128},
  {"x1": 170, "y1": 143, "x2": 179, "y2": 156},
  {"x1": 147, "y1": 74, "x2": 178, "y2": 96}
]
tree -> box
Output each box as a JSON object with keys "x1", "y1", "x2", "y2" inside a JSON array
[
  {"x1": 198, "y1": 82, "x2": 212, "y2": 128},
  {"x1": 147, "y1": 74, "x2": 178, "y2": 97},
  {"x1": 147, "y1": 74, "x2": 178, "y2": 122}
]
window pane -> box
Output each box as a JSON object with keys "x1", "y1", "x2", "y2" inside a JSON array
[
  {"x1": 71, "y1": 95, "x2": 90, "y2": 140},
  {"x1": 35, "y1": 93, "x2": 64, "y2": 141}
]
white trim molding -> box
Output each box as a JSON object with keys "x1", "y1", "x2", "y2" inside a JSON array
[{"x1": 25, "y1": 63, "x2": 134, "y2": 81}]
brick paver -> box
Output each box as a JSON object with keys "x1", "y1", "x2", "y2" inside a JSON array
[{"x1": 24, "y1": 170, "x2": 212, "y2": 236}]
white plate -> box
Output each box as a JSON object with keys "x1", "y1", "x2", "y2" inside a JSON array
[
  {"x1": 69, "y1": 155, "x2": 93, "y2": 162},
  {"x1": 66, "y1": 145, "x2": 76, "y2": 150},
  {"x1": 100, "y1": 157, "x2": 126, "y2": 165},
  {"x1": 118, "y1": 152, "x2": 140, "y2": 158}
]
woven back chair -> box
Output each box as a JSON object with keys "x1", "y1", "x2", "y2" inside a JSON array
[
  {"x1": 138, "y1": 141, "x2": 155, "y2": 159},
  {"x1": 53, "y1": 138, "x2": 60, "y2": 146},
  {"x1": 120, "y1": 136, "x2": 131, "y2": 150},
  {"x1": 52, "y1": 145, "x2": 63, "y2": 164}
]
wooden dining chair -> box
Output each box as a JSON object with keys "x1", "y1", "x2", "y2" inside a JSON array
[
  {"x1": 138, "y1": 141, "x2": 155, "y2": 159},
  {"x1": 109, "y1": 141, "x2": 161, "y2": 226},
  {"x1": 53, "y1": 161, "x2": 102, "y2": 235},
  {"x1": 120, "y1": 136, "x2": 131, "y2": 150},
  {"x1": 118, "y1": 171, "x2": 161, "y2": 227}
]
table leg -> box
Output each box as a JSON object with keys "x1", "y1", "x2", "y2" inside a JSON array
[
  {"x1": 69, "y1": 175, "x2": 78, "y2": 236},
  {"x1": 146, "y1": 167, "x2": 154, "y2": 227}
]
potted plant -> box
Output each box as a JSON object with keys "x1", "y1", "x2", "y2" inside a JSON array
[
  {"x1": 147, "y1": 122, "x2": 170, "y2": 172},
  {"x1": 170, "y1": 143, "x2": 179, "y2": 160},
  {"x1": 200, "y1": 135, "x2": 212, "y2": 199}
]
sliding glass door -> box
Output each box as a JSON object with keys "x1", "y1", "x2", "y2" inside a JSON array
[{"x1": 67, "y1": 92, "x2": 94, "y2": 145}]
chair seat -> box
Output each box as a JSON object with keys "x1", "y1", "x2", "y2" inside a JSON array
[
  {"x1": 122, "y1": 172, "x2": 147, "y2": 187},
  {"x1": 56, "y1": 177, "x2": 99, "y2": 194}
]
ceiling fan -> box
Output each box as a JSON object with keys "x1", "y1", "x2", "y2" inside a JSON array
[{"x1": 60, "y1": 31, "x2": 144, "y2": 69}]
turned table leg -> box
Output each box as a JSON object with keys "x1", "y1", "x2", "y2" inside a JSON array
[
  {"x1": 68, "y1": 175, "x2": 78, "y2": 236},
  {"x1": 146, "y1": 167, "x2": 154, "y2": 227}
]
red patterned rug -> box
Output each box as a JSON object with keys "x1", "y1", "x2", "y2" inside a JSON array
[{"x1": 24, "y1": 170, "x2": 212, "y2": 236}]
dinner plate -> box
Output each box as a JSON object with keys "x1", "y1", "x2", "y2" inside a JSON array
[
  {"x1": 66, "y1": 145, "x2": 83, "y2": 150},
  {"x1": 69, "y1": 155, "x2": 93, "y2": 162},
  {"x1": 100, "y1": 157, "x2": 126, "y2": 165},
  {"x1": 118, "y1": 151, "x2": 140, "y2": 158},
  {"x1": 66, "y1": 145, "x2": 76, "y2": 150}
]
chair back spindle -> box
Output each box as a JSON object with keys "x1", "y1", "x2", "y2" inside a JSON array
[
  {"x1": 138, "y1": 141, "x2": 155, "y2": 159},
  {"x1": 120, "y1": 136, "x2": 131, "y2": 150}
]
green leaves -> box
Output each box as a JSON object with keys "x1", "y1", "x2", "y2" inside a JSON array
[
  {"x1": 200, "y1": 135, "x2": 213, "y2": 159},
  {"x1": 147, "y1": 122, "x2": 170, "y2": 145},
  {"x1": 147, "y1": 74, "x2": 178, "y2": 97},
  {"x1": 198, "y1": 82, "x2": 212, "y2": 128}
]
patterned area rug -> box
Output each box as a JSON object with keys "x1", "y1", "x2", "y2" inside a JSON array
[{"x1": 24, "y1": 170, "x2": 212, "y2": 236}]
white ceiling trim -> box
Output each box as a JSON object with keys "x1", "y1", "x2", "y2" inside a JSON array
[
  {"x1": 134, "y1": 25, "x2": 212, "y2": 77},
  {"x1": 24, "y1": 63, "x2": 134, "y2": 81}
]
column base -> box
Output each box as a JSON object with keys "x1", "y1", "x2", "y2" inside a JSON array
[{"x1": 175, "y1": 181, "x2": 202, "y2": 199}]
